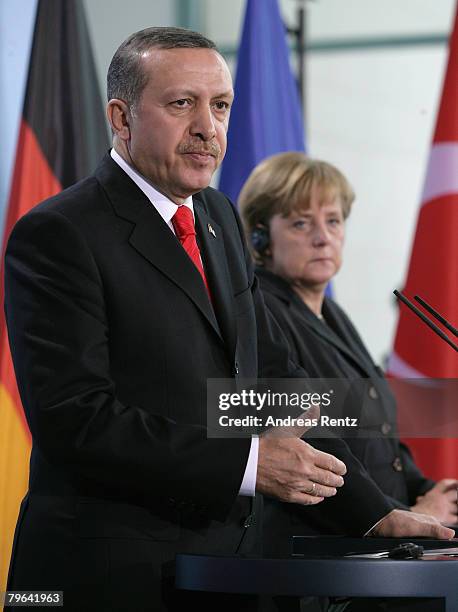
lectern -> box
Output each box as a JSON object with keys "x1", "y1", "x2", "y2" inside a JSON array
[{"x1": 175, "y1": 537, "x2": 458, "y2": 611}]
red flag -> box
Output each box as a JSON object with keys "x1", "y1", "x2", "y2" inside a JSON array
[
  {"x1": 0, "y1": 0, "x2": 108, "y2": 590},
  {"x1": 389, "y1": 5, "x2": 458, "y2": 480}
]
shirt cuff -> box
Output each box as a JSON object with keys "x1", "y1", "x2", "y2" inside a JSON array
[{"x1": 238, "y1": 436, "x2": 259, "y2": 497}]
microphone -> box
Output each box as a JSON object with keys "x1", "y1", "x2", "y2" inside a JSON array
[
  {"x1": 393, "y1": 289, "x2": 458, "y2": 352},
  {"x1": 414, "y1": 295, "x2": 458, "y2": 337}
]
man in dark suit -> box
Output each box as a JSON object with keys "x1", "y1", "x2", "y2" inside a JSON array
[{"x1": 4, "y1": 28, "x2": 347, "y2": 611}]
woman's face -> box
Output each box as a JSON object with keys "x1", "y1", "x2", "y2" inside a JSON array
[{"x1": 266, "y1": 184, "x2": 345, "y2": 291}]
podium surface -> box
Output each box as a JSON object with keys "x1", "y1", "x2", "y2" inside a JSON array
[{"x1": 175, "y1": 549, "x2": 458, "y2": 612}]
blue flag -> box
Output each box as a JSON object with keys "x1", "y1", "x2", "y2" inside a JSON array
[{"x1": 219, "y1": 0, "x2": 306, "y2": 204}]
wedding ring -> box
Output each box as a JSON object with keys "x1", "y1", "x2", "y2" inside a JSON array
[{"x1": 306, "y1": 482, "x2": 316, "y2": 495}]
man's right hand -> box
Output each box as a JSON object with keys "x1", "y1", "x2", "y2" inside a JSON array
[
  {"x1": 368, "y1": 509, "x2": 455, "y2": 539},
  {"x1": 256, "y1": 435, "x2": 346, "y2": 505}
]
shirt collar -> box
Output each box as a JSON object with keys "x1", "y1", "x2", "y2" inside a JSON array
[{"x1": 110, "y1": 148, "x2": 194, "y2": 229}]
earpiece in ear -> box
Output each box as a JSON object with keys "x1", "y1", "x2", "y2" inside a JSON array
[{"x1": 250, "y1": 225, "x2": 270, "y2": 255}]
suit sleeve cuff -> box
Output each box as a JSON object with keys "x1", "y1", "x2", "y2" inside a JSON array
[{"x1": 364, "y1": 509, "x2": 398, "y2": 536}]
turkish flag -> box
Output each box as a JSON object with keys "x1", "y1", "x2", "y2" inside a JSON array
[{"x1": 389, "y1": 5, "x2": 458, "y2": 480}]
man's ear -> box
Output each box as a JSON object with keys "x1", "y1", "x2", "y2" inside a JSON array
[{"x1": 106, "y1": 99, "x2": 131, "y2": 141}]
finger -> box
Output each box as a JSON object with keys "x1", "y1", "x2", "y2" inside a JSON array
[
  {"x1": 444, "y1": 514, "x2": 458, "y2": 525},
  {"x1": 310, "y1": 484, "x2": 337, "y2": 498},
  {"x1": 304, "y1": 404, "x2": 320, "y2": 422},
  {"x1": 415, "y1": 517, "x2": 455, "y2": 539},
  {"x1": 437, "y1": 479, "x2": 458, "y2": 492},
  {"x1": 310, "y1": 465, "x2": 345, "y2": 488},
  {"x1": 443, "y1": 488, "x2": 458, "y2": 501},
  {"x1": 288, "y1": 493, "x2": 324, "y2": 506},
  {"x1": 446, "y1": 508, "x2": 458, "y2": 523},
  {"x1": 302, "y1": 481, "x2": 338, "y2": 498},
  {"x1": 268, "y1": 405, "x2": 320, "y2": 438},
  {"x1": 263, "y1": 421, "x2": 315, "y2": 438},
  {"x1": 432, "y1": 524, "x2": 455, "y2": 539},
  {"x1": 313, "y1": 449, "x2": 347, "y2": 476}
]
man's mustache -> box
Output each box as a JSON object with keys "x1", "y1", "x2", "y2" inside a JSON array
[{"x1": 178, "y1": 141, "x2": 221, "y2": 157}]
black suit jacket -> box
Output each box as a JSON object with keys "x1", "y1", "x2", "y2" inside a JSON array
[
  {"x1": 4, "y1": 156, "x2": 302, "y2": 609},
  {"x1": 257, "y1": 269, "x2": 434, "y2": 552}
]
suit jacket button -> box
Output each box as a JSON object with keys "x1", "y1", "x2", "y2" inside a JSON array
[
  {"x1": 392, "y1": 457, "x2": 403, "y2": 472},
  {"x1": 243, "y1": 514, "x2": 253, "y2": 528},
  {"x1": 368, "y1": 386, "x2": 379, "y2": 400},
  {"x1": 233, "y1": 362, "x2": 240, "y2": 376},
  {"x1": 381, "y1": 422, "x2": 392, "y2": 435}
]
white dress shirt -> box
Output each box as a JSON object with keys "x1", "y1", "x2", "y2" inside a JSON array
[{"x1": 110, "y1": 149, "x2": 258, "y2": 496}]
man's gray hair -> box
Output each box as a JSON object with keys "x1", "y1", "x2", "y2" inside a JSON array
[{"x1": 107, "y1": 27, "x2": 218, "y2": 107}]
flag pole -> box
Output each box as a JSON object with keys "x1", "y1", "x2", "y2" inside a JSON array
[{"x1": 286, "y1": 0, "x2": 309, "y2": 112}]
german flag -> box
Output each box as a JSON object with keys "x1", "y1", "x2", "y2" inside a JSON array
[{"x1": 0, "y1": 0, "x2": 108, "y2": 590}]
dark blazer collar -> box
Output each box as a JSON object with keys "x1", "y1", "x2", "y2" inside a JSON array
[
  {"x1": 94, "y1": 155, "x2": 233, "y2": 348},
  {"x1": 320, "y1": 301, "x2": 376, "y2": 376},
  {"x1": 95, "y1": 152, "x2": 148, "y2": 223},
  {"x1": 256, "y1": 267, "x2": 375, "y2": 377},
  {"x1": 255, "y1": 267, "x2": 295, "y2": 305}
]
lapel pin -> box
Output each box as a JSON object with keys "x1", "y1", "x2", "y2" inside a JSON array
[{"x1": 207, "y1": 224, "x2": 216, "y2": 238}]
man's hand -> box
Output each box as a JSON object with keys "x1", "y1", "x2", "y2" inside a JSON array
[
  {"x1": 256, "y1": 435, "x2": 346, "y2": 505},
  {"x1": 368, "y1": 509, "x2": 455, "y2": 539},
  {"x1": 411, "y1": 479, "x2": 458, "y2": 524}
]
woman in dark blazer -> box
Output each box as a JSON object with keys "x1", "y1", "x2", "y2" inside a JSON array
[{"x1": 238, "y1": 152, "x2": 457, "y2": 552}]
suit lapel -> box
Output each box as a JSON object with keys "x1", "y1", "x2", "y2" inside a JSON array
[
  {"x1": 296, "y1": 300, "x2": 374, "y2": 377},
  {"x1": 193, "y1": 195, "x2": 237, "y2": 360},
  {"x1": 257, "y1": 269, "x2": 374, "y2": 376},
  {"x1": 95, "y1": 155, "x2": 222, "y2": 341},
  {"x1": 319, "y1": 301, "x2": 396, "y2": 430},
  {"x1": 128, "y1": 207, "x2": 222, "y2": 340},
  {"x1": 285, "y1": 284, "x2": 395, "y2": 423},
  {"x1": 257, "y1": 269, "x2": 395, "y2": 428},
  {"x1": 320, "y1": 302, "x2": 376, "y2": 377}
]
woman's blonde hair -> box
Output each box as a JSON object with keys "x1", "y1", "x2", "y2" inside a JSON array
[{"x1": 238, "y1": 152, "x2": 355, "y2": 265}]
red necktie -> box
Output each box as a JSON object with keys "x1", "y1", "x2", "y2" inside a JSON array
[{"x1": 172, "y1": 205, "x2": 211, "y2": 297}]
